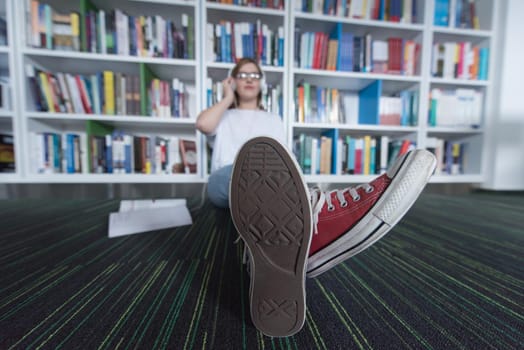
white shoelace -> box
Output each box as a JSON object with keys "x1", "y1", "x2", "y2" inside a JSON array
[{"x1": 310, "y1": 184, "x2": 374, "y2": 235}]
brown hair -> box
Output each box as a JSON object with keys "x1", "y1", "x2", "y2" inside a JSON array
[{"x1": 229, "y1": 58, "x2": 264, "y2": 110}]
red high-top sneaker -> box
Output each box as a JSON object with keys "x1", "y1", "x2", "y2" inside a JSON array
[
  {"x1": 230, "y1": 136, "x2": 312, "y2": 337},
  {"x1": 307, "y1": 149, "x2": 437, "y2": 278}
]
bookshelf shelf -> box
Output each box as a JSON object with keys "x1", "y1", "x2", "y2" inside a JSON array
[
  {"x1": 427, "y1": 127, "x2": 483, "y2": 137},
  {"x1": 27, "y1": 112, "x2": 196, "y2": 127},
  {"x1": 430, "y1": 174, "x2": 484, "y2": 183},
  {"x1": 24, "y1": 173, "x2": 205, "y2": 184},
  {"x1": 429, "y1": 77, "x2": 489, "y2": 87},
  {"x1": 293, "y1": 122, "x2": 418, "y2": 135},
  {"x1": 128, "y1": 0, "x2": 196, "y2": 7},
  {"x1": 23, "y1": 48, "x2": 197, "y2": 67},
  {"x1": 293, "y1": 68, "x2": 421, "y2": 81},
  {"x1": 305, "y1": 174, "x2": 377, "y2": 184},
  {"x1": 0, "y1": 110, "x2": 13, "y2": 118},
  {"x1": 293, "y1": 68, "x2": 421, "y2": 92},
  {"x1": 0, "y1": 46, "x2": 9, "y2": 53},
  {"x1": 432, "y1": 26, "x2": 492, "y2": 38},
  {"x1": 294, "y1": 12, "x2": 425, "y2": 32},
  {"x1": 205, "y1": 2, "x2": 285, "y2": 16},
  {"x1": 206, "y1": 61, "x2": 285, "y2": 73},
  {"x1": 305, "y1": 174, "x2": 485, "y2": 185},
  {"x1": 34, "y1": 113, "x2": 194, "y2": 123}
]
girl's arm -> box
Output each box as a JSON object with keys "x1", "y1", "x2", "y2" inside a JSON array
[{"x1": 196, "y1": 78, "x2": 235, "y2": 135}]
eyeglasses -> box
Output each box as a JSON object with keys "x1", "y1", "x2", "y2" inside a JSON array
[{"x1": 235, "y1": 72, "x2": 262, "y2": 80}]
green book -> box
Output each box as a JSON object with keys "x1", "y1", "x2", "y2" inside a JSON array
[
  {"x1": 85, "y1": 120, "x2": 113, "y2": 173},
  {"x1": 79, "y1": 0, "x2": 97, "y2": 52},
  {"x1": 187, "y1": 15, "x2": 194, "y2": 60},
  {"x1": 139, "y1": 63, "x2": 157, "y2": 116}
]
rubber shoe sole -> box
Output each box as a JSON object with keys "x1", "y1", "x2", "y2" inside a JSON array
[
  {"x1": 230, "y1": 137, "x2": 313, "y2": 337},
  {"x1": 307, "y1": 149, "x2": 437, "y2": 278}
]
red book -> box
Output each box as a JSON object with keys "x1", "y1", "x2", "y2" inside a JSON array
[
  {"x1": 457, "y1": 42, "x2": 465, "y2": 78},
  {"x1": 179, "y1": 139, "x2": 197, "y2": 174},
  {"x1": 319, "y1": 33, "x2": 329, "y2": 70},
  {"x1": 387, "y1": 38, "x2": 403, "y2": 74},
  {"x1": 75, "y1": 75, "x2": 93, "y2": 114},
  {"x1": 313, "y1": 32, "x2": 322, "y2": 69},
  {"x1": 399, "y1": 140, "x2": 412, "y2": 156}
]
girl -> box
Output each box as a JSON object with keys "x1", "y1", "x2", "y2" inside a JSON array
[{"x1": 196, "y1": 58, "x2": 286, "y2": 208}]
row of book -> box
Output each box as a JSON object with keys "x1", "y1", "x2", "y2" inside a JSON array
[
  {"x1": 0, "y1": 134, "x2": 15, "y2": 173},
  {"x1": 429, "y1": 88, "x2": 483, "y2": 127},
  {"x1": 293, "y1": 132, "x2": 467, "y2": 176},
  {"x1": 295, "y1": 26, "x2": 420, "y2": 75},
  {"x1": 208, "y1": 0, "x2": 285, "y2": 9},
  {"x1": 28, "y1": 1, "x2": 194, "y2": 59},
  {"x1": 293, "y1": 132, "x2": 415, "y2": 175},
  {"x1": 206, "y1": 21, "x2": 284, "y2": 66},
  {"x1": 426, "y1": 137, "x2": 466, "y2": 175},
  {"x1": 27, "y1": 65, "x2": 190, "y2": 118},
  {"x1": 30, "y1": 130, "x2": 197, "y2": 175},
  {"x1": 432, "y1": 42, "x2": 489, "y2": 80},
  {"x1": 434, "y1": 0, "x2": 480, "y2": 29},
  {"x1": 295, "y1": 84, "x2": 344, "y2": 124},
  {"x1": 297, "y1": 0, "x2": 418, "y2": 24},
  {"x1": 206, "y1": 78, "x2": 283, "y2": 116}
]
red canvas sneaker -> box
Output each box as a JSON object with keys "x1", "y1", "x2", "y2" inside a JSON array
[
  {"x1": 307, "y1": 149, "x2": 437, "y2": 278},
  {"x1": 230, "y1": 136, "x2": 312, "y2": 337}
]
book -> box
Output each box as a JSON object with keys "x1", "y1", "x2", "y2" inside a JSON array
[
  {"x1": 0, "y1": 134, "x2": 15, "y2": 173},
  {"x1": 179, "y1": 138, "x2": 197, "y2": 174}
]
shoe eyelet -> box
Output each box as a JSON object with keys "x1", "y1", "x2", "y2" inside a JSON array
[
  {"x1": 365, "y1": 186, "x2": 375, "y2": 193},
  {"x1": 340, "y1": 201, "x2": 348, "y2": 208},
  {"x1": 353, "y1": 195, "x2": 361, "y2": 202},
  {"x1": 327, "y1": 205, "x2": 335, "y2": 212}
]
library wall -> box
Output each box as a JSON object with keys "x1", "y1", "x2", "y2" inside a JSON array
[{"x1": 483, "y1": 0, "x2": 524, "y2": 190}]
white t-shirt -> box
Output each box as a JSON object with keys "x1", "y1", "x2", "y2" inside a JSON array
[{"x1": 209, "y1": 108, "x2": 286, "y2": 172}]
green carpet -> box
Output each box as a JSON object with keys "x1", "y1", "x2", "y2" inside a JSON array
[{"x1": 0, "y1": 191, "x2": 523, "y2": 349}]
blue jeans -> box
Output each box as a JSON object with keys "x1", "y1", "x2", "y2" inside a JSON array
[{"x1": 207, "y1": 165, "x2": 233, "y2": 208}]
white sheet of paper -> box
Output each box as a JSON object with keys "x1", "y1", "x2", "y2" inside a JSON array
[
  {"x1": 118, "y1": 199, "x2": 187, "y2": 212},
  {"x1": 108, "y1": 205, "x2": 192, "y2": 238}
]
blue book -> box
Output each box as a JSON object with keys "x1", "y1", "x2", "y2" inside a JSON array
[
  {"x1": 167, "y1": 20, "x2": 174, "y2": 58},
  {"x1": 278, "y1": 30, "x2": 284, "y2": 66},
  {"x1": 96, "y1": 72, "x2": 104, "y2": 114},
  {"x1": 105, "y1": 134, "x2": 113, "y2": 173},
  {"x1": 129, "y1": 15, "x2": 137, "y2": 56},
  {"x1": 220, "y1": 24, "x2": 227, "y2": 62},
  {"x1": 434, "y1": 0, "x2": 450, "y2": 26},
  {"x1": 479, "y1": 48, "x2": 489, "y2": 80},
  {"x1": 53, "y1": 133, "x2": 60, "y2": 172},
  {"x1": 400, "y1": 90, "x2": 410, "y2": 126},
  {"x1": 124, "y1": 135, "x2": 132, "y2": 173},
  {"x1": 330, "y1": 23, "x2": 343, "y2": 70},
  {"x1": 379, "y1": 0, "x2": 386, "y2": 20},
  {"x1": 66, "y1": 134, "x2": 75, "y2": 173},
  {"x1": 225, "y1": 24, "x2": 232, "y2": 62},
  {"x1": 369, "y1": 138, "x2": 376, "y2": 175},
  {"x1": 358, "y1": 80, "x2": 382, "y2": 124}
]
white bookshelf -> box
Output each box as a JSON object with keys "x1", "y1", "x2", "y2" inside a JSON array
[
  {"x1": 2, "y1": 0, "x2": 501, "y2": 186},
  {"x1": 0, "y1": 0, "x2": 19, "y2": 179},
  {"x1": 11, "y1": 0, "x2": 202, "y2": 183},
  {"x1": 201, "y1": 0, "x2": 288, "y2": 179},
  {"x1": 289, "y1": 0, "x2": 497, "y2": 184}
]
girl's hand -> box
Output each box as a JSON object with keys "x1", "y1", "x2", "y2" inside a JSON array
[{"x1": 222, "y1": 77, "x2": 235, "y2": 103}]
